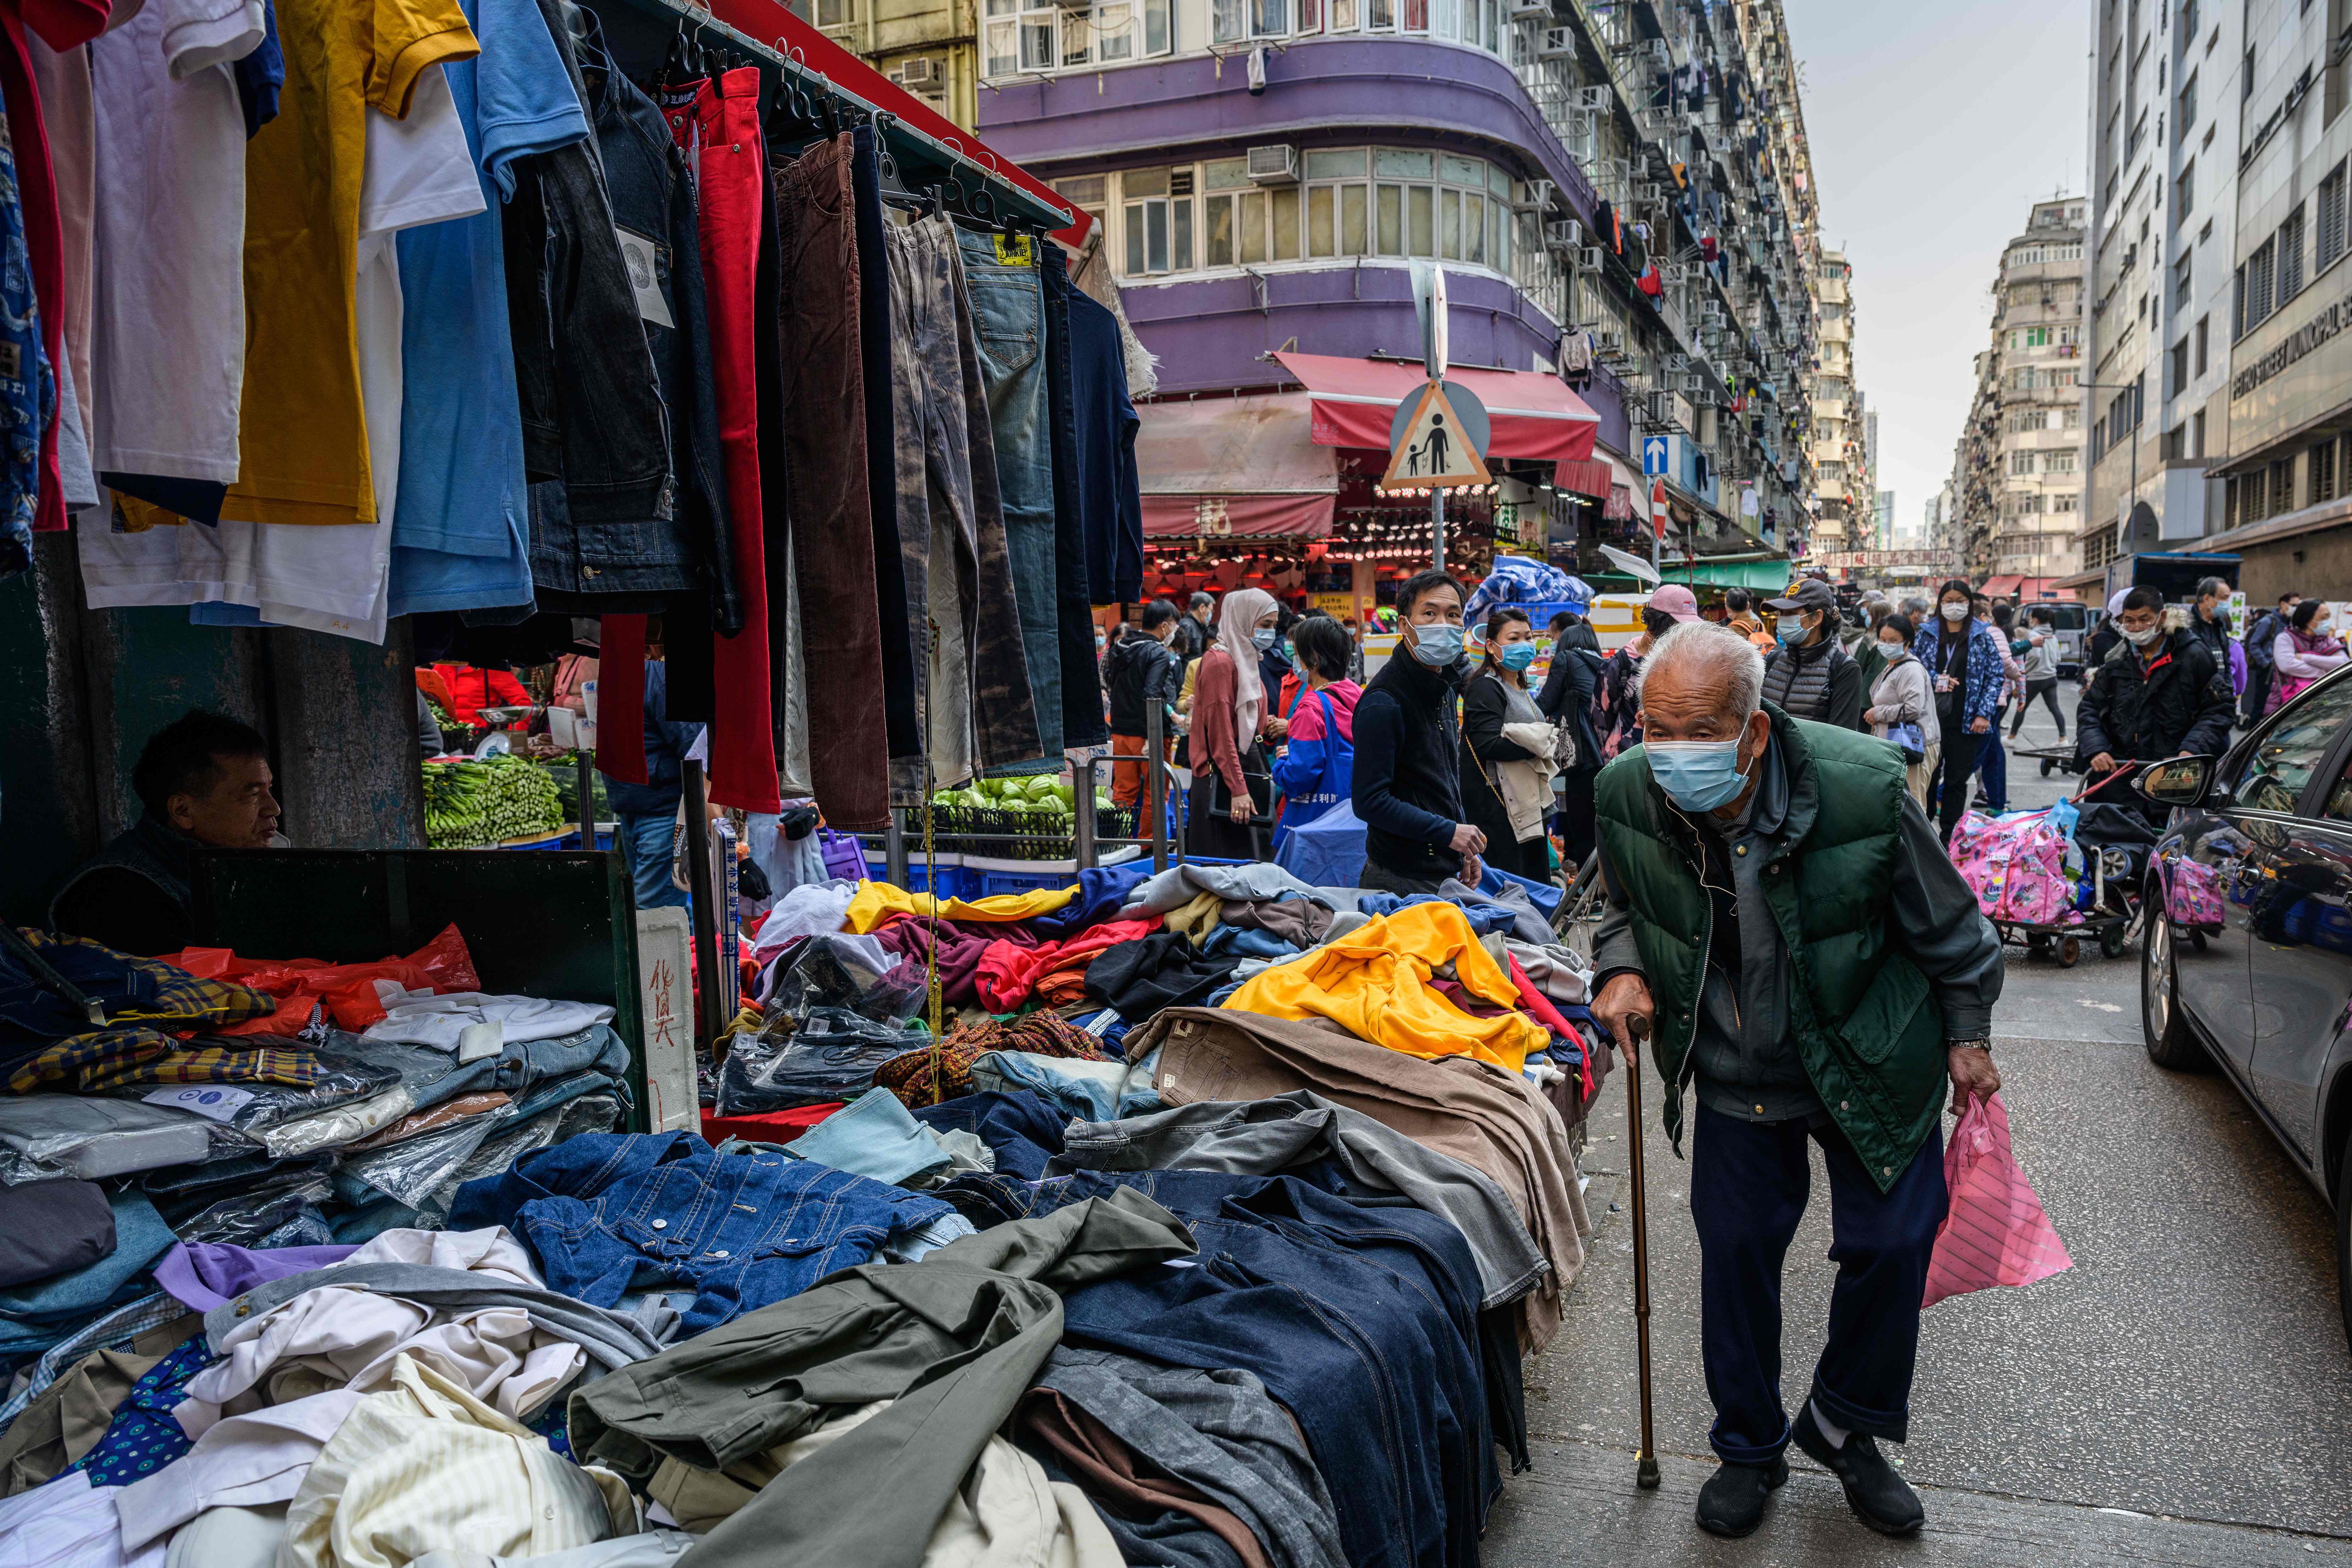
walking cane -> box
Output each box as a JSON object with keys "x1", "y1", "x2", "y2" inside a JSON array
[{"x1": 1623, "y1": 1012, "x2": 1661, "y2": 1490}]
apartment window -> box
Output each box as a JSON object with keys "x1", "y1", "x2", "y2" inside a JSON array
[
  {"x1": 2178, "y1": 69, "x2": 2198, "y2": 134},
  {"x1": 2194, "y1": 314, "x2": 2209, "y2": 374},
  {"x1": 1212, "y1": 0, "x2": 1294, "y2": 42},
  {"x1": 2010, "y1": 450, "x2": 2036, "y2": 476},
  {"x1": 2321, "y1": 161, "x2": 2349, "y2": 273},
  {"x1": 2054, "y1": 491, "x2": 2080, "y2": 514},
  {"x1": 2176, "y1": 157, "x2": 2194, "y2": 223},
  {"x1": 2169, "y1": 335, "x2": 2189, "y2": 395},
  {"x1": 2273, "y1": 457, "x2": 2295, "y2": 514},
  {"x1": 2245, "y1": 44, "x2": 2256, "y2": 102},
  {"x1": 2173, "y1": 249, "x2": 2192, "y2": 309},
  {"x1": 2236, "y1": 236, "x2": 2276, "y2": 337},
  {"x1": 1120, "y1": 169, "x2": 1193, "y2": 276},
  {"x1": 2047, "y1": 448, "x2": 2079, "y2": 473},
  {"x1": 987, "y1": 0, "x2": 1169, "y2": 71},
  {"x1": 2192, "y1": 407, "x2": 2206, "y2": 457},
  {"x1": 2280, "y1": 203, "x2": 2308, "y2": 302},
  {"x1": 2315, "y1": 438, "x2": 2340, "y2": 504},
  {"x1": 2330, "y1": 0, "x2": 2352, "y2": 123},
  {"x1": 2162, "y1": 423, "x2": 2187, "y2": 460}
]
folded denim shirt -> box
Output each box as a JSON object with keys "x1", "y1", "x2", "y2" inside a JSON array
[{"x1": 449, "y1": 1131, "x2": 956, "y2": 1333}]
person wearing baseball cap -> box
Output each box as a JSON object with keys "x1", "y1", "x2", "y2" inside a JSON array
[
  {"x1": 1759, "y1": 578, "x2": 1864, "y2": 730},
  {"x1": 1598, "y1": 585, "x2": 1701, "y2": 760}
]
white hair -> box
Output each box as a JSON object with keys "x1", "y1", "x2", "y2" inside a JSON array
[{"x1": 1633, "y1": 619, "x2": 1764, "y2": 723}]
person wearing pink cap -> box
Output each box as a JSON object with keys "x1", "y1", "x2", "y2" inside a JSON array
[{"x1": 1599, "y1": 584, "x2": 1699, "y2": 760}]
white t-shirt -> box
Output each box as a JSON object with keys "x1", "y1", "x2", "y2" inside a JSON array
[
  {"x1": 79, "y1": 67, "x2": 482, "y2": 637},
  {"x1": 87, "y1": 0, "x2": 261, "y2": 481}
]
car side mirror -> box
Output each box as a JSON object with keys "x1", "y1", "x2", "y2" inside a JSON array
[{"x1": 2138, "y1": 755, "x2": 2218, "y2": 808}]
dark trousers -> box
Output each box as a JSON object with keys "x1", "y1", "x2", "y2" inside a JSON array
[
  {"x1": 1691, "y1": 1103, "x2": 1948, "y2": 1464},
  {"x1": 1976, "y1": 708, "x2": 2009, "y2": 812},
  {"x1": 1927, "y1": 728, "x2": 1980, "y2": 844},
  {"x1": 1556, "y1": 765, "x2": 1599, "y2": 874},
  {"x1": 2012, "y1": 678, "x2": 2064, "y2": 737}
]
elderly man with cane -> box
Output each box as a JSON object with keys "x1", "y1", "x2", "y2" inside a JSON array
[{"x1": 1587, "y1": 619, "x2": 2004, "y2": 1540}]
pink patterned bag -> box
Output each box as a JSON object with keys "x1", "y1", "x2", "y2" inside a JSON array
[
  {"x1": 1947, "y1": 809, "x2": 2073, "y2": 926},
  {"x1": 2166, "y1": 858, "x2": 2226, "y2": 928},
  {"x1": 1924, "y1": 1094, "x2": 2072, "y2": 1307}
]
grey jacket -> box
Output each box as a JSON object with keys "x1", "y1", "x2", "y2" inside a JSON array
[
  {"x1": 1867, "y1": 650, "x2": 1940, "y2": 748},
  {"x1": 1592, "y1": 738, "x2": 2002, "y2": 1124},
  {"x1": 201, "y1": 1262, "x2": 679, "y2": 1375},
  {"x1": 570, "y1": 1190, "x2": 1195, "y2": 1568},
  {"x1": 1057, "y1": 1089, "x2": 1549, "y2": 1310}
]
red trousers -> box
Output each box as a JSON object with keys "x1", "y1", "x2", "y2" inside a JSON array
[{"x1": 663, "y1": 68, "x2": 779, "y2": 813}]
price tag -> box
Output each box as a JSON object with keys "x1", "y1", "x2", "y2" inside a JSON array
[{"x1": 142, "y1": 1085, "x2": 255, "y2": 1123}]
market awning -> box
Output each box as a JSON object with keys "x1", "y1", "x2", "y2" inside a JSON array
[
  {"x1": 1555, "y1": 458, "x2": 1612, "y2": 500},
  {"x1": 1983, "y1": 576, "x2": 2070, "y2": 600},
  {"x1": 1272, "y1": 352, "x2": 1601, "y2": 465},
  {"x1": 1136, "y1": 393, "x2": 1337, "y2": 539}
]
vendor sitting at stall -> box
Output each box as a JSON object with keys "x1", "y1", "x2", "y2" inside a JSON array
[{"x1": 49, "y1": 711, "x2": 283, "y2": 956}]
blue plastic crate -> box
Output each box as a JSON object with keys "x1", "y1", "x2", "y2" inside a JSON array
[{"x1": 861, "y1": 853, "x2": 971, "y2": 900}]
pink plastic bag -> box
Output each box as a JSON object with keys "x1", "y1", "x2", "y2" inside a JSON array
[
  {"x1": 1923, "y1": 1094, "x2": 2072, "y2": 1308},
  {"x1": 1948, "y1": 809, "x2": 2073, "y2": 926}
]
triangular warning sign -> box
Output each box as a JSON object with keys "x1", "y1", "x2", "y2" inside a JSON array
[{"x1": 1380, "y1": 382, "x2": 1491, "y2": 491}]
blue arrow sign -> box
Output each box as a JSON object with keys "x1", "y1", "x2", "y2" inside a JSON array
[{"x1": 1642, "y1": 435, "x2": 1671, "y2": 476}]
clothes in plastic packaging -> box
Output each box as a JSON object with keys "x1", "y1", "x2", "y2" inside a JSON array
[{"x1": 717, "y1": 1008, "x2": 933, "y2": 1116}]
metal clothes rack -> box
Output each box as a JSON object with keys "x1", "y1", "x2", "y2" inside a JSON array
[{"x1": 607, "y1": 0, "x2": 1080, "y2": 239}]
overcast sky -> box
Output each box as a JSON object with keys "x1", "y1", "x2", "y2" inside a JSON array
[{"x1": 1781, "y1": 0, "x2": 2091, "y2": 542}]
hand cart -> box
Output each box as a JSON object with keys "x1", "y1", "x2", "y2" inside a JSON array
[{"x1": 1976, "y1": 755, "x2": 2151, "y2": 968}]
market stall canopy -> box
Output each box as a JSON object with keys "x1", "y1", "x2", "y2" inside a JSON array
[
  {"x1": 1272, "y1": 352, "x2": 1601, "y2": 464},
  {"x1": 1983, "y1": 576, "x2": 2070, "y2": 600},
  {"x1": 1137, "y1": 393, "x2": 1338, "y2": 538}
]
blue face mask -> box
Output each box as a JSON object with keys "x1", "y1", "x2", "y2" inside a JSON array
[
  {"x1": 1252, "y1": 627, "x2": 1279, "y2": 652},
  {"x1": 1292, "y1": 656, "x2": 1312, "y2": 684},
  {"x1": 1645, "y1": 738, "x2": 1751, "y2": 812},
  {"x1": 1408, "y1": 622, "x2": 1465, "y2": 667},
  {"x1": 1497, "y1": 642, "x2": 1539, "y2": 673},
  {"x1": 1776, "y1": 616, "x2": 1810, "y2": 648}
]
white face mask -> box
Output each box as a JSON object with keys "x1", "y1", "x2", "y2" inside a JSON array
[
  {"x1": 1940, "y1": 602, "x2": 1969, "y2": 623},
  {"x1": 2124, "y1": 623, "x2": 2163, "y2": 648}
]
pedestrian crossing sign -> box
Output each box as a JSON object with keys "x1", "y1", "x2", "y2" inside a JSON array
[{"x1": 1380, "y1": 380, "x2": 1491, "y2": 491}]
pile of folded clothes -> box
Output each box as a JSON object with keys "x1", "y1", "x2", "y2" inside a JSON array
[{"x1": 2, "y1": 860, "x2": 1603, "y2": 1568}]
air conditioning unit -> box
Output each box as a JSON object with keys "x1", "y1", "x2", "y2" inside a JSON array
[
  {"x1": 1245, "y1": 144, "x2": 1299, "y2": 183},
  {"x1": 1572, "y1": 85, "x2": 1610, "y2": 110},
  {"x1": 1539, "y1": 25, "x2": 1575, "y2": 57},
  {"x1": 1645, "y1": 37, "x2": 1670, "y2": 65},
  {"x1": 1635, "y1": 181, "x2": 1665, "y2": 202},
  {"x1": 1682, "y1": 372, "x2": 1705, "y2": 392},
  {"x1": 1667, "y1": 352, "x2": 1688, "y2": 371},
  {"x1": 1598, "y1": 330, "x2": 1625, "y2": 353},
  {"x1": 1578, "y1": 246, "x2": 1605, "y2": 270},
  {"x1": 1544, "y1": 219, "x2": 1583, "y2": 248},
  {"x1": 1509, "y1": 0, "x2": 1548, "y2": 18},
  {"x1": 1703, "y1": 299, "x2": 1724, "y2": 320},
  {"x1": 891, "y1": 56, "x2": 937, "y2": 85}
]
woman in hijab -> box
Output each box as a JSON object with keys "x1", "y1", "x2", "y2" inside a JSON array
[{"x1": 1188, "y1": 587, "x2": 1282, "y2": 859}]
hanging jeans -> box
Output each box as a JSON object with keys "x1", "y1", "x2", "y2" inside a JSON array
[
  {"x1": 948, "y1": 238, "x2": 1047, "y2": 770},
  {"x1": 773, "y1": 134, "x2": 889, "y2": 829},
  {"x1": 956, "y1": 229, "x2": 1062, "y2": 761},
  {"x1": 1690, "y1": 1104, "x2": 1947, "y2": 1465},
  {"x1": 1040, "y1": 249, "x2": 1106, "y2": 749},
  {"x1": 849, "y1": 127, "x2": 920, "y2": 776},
  {"x1": 664, "y1": 69, "x2": 779, "y2": 815},
  {"x1": 883, "y1": 218, "x2": 973, "y2": 797},
  {"x1": 885, "y1": 217, "x2": 1042, "y2": 794}
]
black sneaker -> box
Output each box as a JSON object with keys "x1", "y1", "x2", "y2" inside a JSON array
[
  {"x1": 1694, "y1": 1455, "x2": 1789, "y2": 1538},
  {"x1": 1792, "y1": 1404, "x2": 1925, "y2": 1536}
]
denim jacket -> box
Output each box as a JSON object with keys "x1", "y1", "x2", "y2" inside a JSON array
[
  {"x1": 1910, "y1": 616, "x2": 2005, "y2": 725},
  {"x1": 449, "y1": 1131, "x2": 954, "y2": 1332}
]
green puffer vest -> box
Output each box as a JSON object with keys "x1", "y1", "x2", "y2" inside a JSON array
[{"x1": 1594, "y1": 704, "x2": 1946, "y2": 1191}]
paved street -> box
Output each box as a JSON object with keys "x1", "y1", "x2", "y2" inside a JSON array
[{"x1": 1486, "y1": 686, "x2": 2352, "y2": 1562}]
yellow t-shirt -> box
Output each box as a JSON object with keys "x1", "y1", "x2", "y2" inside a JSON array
[
  {"x1": 843, "y1": 881, "x2": 1079, "y2": 935},
  {"x1": 221, "y1": 0, "x2": 479, "y2": 527}
]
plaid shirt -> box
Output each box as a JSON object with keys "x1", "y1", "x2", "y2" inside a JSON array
[
  {"x1": 11, "y1": 929, "x2": 277, "y2": 1034},
  {"x1": 6, "y1": 1032, "x2": 326, "y2": 1095}
]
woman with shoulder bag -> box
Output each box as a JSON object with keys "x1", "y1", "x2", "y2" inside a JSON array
[
  {"x1": 1187, "y1": 587, "x2": 1283, "y2": 859},
  {"x1": 1459, "y1": 608, "x2": 1559, "y2": 882},
  {"x1": 1863, "y1": 611, "x2": 1939, "y2": 807},
  {"x1": 1271, "y1": 616, "x2": 1362, "y2": 855}
]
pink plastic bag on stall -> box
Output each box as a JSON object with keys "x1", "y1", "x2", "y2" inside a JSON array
[{"x1": 1923, "y1": 1094, "x2": 2072, "y2": 1308}]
